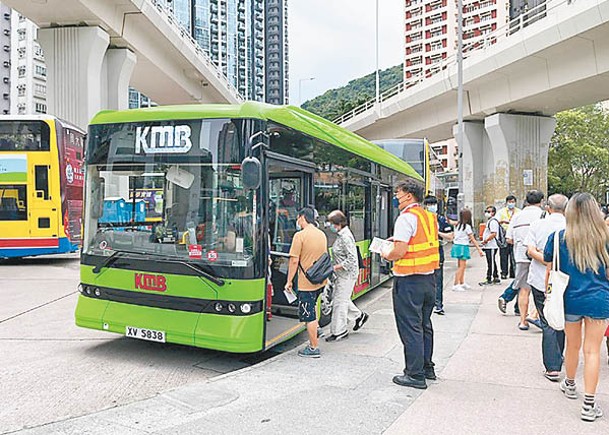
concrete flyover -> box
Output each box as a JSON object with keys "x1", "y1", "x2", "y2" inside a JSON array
[
  {"x1": 5, "y1": 0, "x2": 243, "y2": 129},
  {"x1": 338, "y1": 0, "x2": 609, "y2": 214}
]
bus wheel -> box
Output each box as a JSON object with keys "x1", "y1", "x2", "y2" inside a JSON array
[{"x1": 319, "y1": 282, "x2": 333, "y2": 327}]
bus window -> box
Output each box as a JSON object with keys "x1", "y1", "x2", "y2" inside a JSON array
[
  {"x1": 269, "y1": 178, "x2": 301, "y2": 253},
  {"x1": 0, "y1": 185, "x2": 27, "y2": 220},
  {"x1": 347, "y1": 184, "x2": 366, "y2": 241},
  {"x1": 35, "y1": 165, "x2": 49, "y2": 200},
  {"x1": 0, "y1": 121, "x2": 50, "y2": 152}
]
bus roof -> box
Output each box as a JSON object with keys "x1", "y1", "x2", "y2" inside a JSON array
[{"x1": 90, "y1": 102, "x2": 422, "y2": 180}]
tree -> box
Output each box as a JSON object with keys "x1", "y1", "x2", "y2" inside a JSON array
[
  {"x1": 302, "y1": 64, "x2": 403, "y2": 121},
  {"x1": 548, "y1": 105, "x2": 609, "y2": 202}
]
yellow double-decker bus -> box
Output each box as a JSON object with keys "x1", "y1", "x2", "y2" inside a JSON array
[{"x1": 0, "y1": 115, "x2": 85, "y2": 258}]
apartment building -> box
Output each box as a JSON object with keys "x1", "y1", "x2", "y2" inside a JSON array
[
  {"x1": 9, "y1": 11, "x2": 46, "y2": 115},
  {"x1": 404, "y1": 0, "x2": 509, "y2": 83},
  {"x1": 0, "y1": 4, "x2": 10, "y2": 114},
  {"x1": 264, "y1": 0, "x2": 289, "y2": 105},
  {"x1": 430, "y1": 138, "x2": 458, "y2": 171}
]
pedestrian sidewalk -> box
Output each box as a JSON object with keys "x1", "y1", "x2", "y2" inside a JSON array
[{"x1": 19, "y1": 256, "x2": 609, "y2": 434}]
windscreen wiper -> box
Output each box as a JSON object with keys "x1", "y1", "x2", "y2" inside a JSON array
[
  {"x1": 92, "y1": 248, "x2": 150, "y2": 273},
  {"x1": 91, "y1": 249, "x2": 225, "y2": 286}
]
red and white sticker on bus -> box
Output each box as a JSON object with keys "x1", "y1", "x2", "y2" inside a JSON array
[
  {"x1": 206, "y1": 250, "x2": 218, "y2": 262},
  {"x1": 188, "y1": 244, "x2": 202, "y2": 259}
]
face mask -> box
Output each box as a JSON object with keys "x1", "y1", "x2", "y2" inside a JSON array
[
  {"x1": 296, "y1": 219, "x2": 302, "y2": 231},
  {"x1": 484, "y1": 212, "x2": 491, "y2": 219},
  {"x1": 427, "y1": 205, "x2": 437, "y2": 214},
  {"x1": 392, "y1": 196, "x2": 400, "y2": 208},
  {"x1": 329, "y1": 225, "x2": 339, "y2": 233},
  {"x1": 507, "y1": 203, "x2": 515, "y2": 210}
]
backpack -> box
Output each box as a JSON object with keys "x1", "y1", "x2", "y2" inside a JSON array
[{"x1": 490, "y1": 218, "x2": 508, "y2": 249}]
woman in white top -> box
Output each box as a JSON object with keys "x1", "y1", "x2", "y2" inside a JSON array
[{"x1": 450, "y1": 208, "x2": 484, "y2": 291}]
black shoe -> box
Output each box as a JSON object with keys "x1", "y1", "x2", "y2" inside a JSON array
[
  {"x1": 493, "y1": 278, "x2": 501, "y2": 284},
  {"x1": 393, "y1": 374, "x2": 427, "y2": 389},
  {"x1": 325, "y1": 330, "x2": 348, "y2": 342},
  {"x1": 353, "y1": 312, "x2": 369, "y2": 331},
  {"x1": 501, "y1": 274, "x2": 507, "y2": 280},
  {"x1": 425, "y1": 367, "x2": 437, "y2": 380},
  {"x1": 479, "y1": 280, "x2": 492, "y2": 286}
]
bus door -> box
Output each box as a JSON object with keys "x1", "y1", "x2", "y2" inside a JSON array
[
  {"x1": 29, "y1": 161, "x2": 59, "y2": 241},
  {"x1": 373, "y1": 185, "x2": 392, "y2": 281},
  {"x1": 265, "y1": 153, "x2": 314, "y2": 348}
]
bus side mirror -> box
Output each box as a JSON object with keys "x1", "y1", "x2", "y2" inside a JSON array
[
  {"x1": 90, "y1": 178, "x2": 104, "y2": 219},
  {"x1": 241, "y1": 157, "x2": 261, "y2": 190}
]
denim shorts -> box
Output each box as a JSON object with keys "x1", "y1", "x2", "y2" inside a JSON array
[
  {"x1": 298, "y1": 289, "x2": 321, "y2": 323},
  {"x1": 565, "y1": 313, "x2": 609, "y2": 323}
]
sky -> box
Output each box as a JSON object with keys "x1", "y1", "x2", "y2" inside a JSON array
[{"x1": 288, "y1": 0, "x2": 404, "y2": 105}]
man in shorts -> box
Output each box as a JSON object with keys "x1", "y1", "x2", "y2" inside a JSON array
[
  {"x1": 285, "y1": 207, "x2": 328, "y2": 358},
  {"x1": 507, "y1": 190, "x2": 544, "y2": 330}
]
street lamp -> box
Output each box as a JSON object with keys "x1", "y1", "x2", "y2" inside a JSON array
[
  {"x1": 457, "y1": 0, "x2": 465, "y2": 213},
  {"x1": 298, "y1": 77, "x2": 315, "y2": 107},
  {"x1": 375, "y1": 0, "x2": 380, "y2": 111}
]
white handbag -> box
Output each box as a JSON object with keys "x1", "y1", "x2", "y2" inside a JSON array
[{"x1": 544, "y1": 231, "x2": 569, "y2": 331}]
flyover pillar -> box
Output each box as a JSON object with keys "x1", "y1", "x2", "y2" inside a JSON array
[
  {"x1": 454, "y1": 121, "x2": 488, "y2": 220},
  {"x1": 484, "y1": 113, "x2": 556, "y2": 207},
  {"x1": 38, "y1": 26, "x2": 109, "y2": 130},
  {"x1": 104, "y1": 48, "x2": 137, "y2": 111}
]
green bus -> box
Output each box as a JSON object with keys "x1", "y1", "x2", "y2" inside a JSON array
[{"x1": 76, "y1": 102, "x2": 422, "y2": 353}]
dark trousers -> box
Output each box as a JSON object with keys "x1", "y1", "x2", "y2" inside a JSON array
[
  {"x1": 500, "y1": 280, "x2": 520, "y2": 314},
  {"x1": 392, "y1": 274, "x2": 435, "y2": 380},
  {"x1": 499, "y1": 244, "x2": 515, "y2": 278},
  {"x1": 434, "y1": 264, "x2": 444, "y2": 310},
  {"x1": 532, "y1": 287, "x2": 565, "y2": 372},
  {"x1": 484, "y1": 248, "x2": 499, "y2": 281}
]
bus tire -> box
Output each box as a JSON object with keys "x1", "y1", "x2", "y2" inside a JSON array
[{"x1": 319, "y1": 282, "x2": 333, "y2": 327}]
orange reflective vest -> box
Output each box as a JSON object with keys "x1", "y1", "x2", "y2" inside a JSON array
[{"x1": 393, "y1": 206, "x2": 440, "y2": 276}]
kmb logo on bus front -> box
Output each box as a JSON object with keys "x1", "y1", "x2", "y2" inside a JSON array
[{"x1": 135, "y1": 273, "x2": 167, "y2": 292}]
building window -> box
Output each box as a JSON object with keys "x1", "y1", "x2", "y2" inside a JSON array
[
  {"x1": 18, "y1": 66, "x2": 26, "y2": 77},
  {"x1": 35, "y1": 103, "x2": 47, "y2": 114},
  {"x1": 34, "y1": 84, "x2": 46, "y2": 98},
  {"x1": 17, "y1": 84, "x2": 26, "y2": 97},
  {"x1": 17, "y1": 28, "x2": 26, "y2": 41},
  {"x1": 34, "y1": 65, "x2": 46, "y2": 77},
  {"x1": 18, "y1": 47, "x2": 25, "y2": 59}
]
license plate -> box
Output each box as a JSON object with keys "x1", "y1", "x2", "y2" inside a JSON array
[{"x1": 125, "y1": 326, "x2": 166, "y2": 343}]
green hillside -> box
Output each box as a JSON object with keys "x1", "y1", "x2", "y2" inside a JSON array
[{"x1": 302, "y1": 64, "x2": 403, "y2": 121}]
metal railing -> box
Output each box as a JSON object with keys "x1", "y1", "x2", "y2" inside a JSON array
[
  {"x1": 147, "y1": 0, "x2": 244, "y2": 102},
  {"x1": 333, "y1": 0, "x2": 567, "y2": 125}
]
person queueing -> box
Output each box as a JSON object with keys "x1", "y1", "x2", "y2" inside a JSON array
[
  {"x1": 525, "y1": 194, "x2": 568, "y2": 382},
  {"x1": 544, "y1": 193, "x2": 609, "y2": 422},
  {"x1": 423, "y1": 195, "x2": 453, "y2": 315},
  {"x1": 508, "y1": 190, "x2": 544, "y2": 331},
  {"x1": 382, "y1": 180, "x2": 439, "y2": 389},
  {"x1": 451, "y1": 208, "x2": 484, "y2": 291},
  {"x1": 325, "y1": 210, "x2": 369, "y2": 342},
  {"x1": 497, "y1": 195, "x2": 520, "y2": 279},
  {"x1": 285, "y1": 207, "x2": 329, "y2": 358},
  {"x1": 479, "y1": 206, "x2": 501, "y2": 285}
]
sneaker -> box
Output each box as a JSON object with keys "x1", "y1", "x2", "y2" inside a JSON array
[
  {"x1": 317, "y1": 328, "x2": 325, "y2": 339},
  {"x1": 425, "y1": 367, "x2": 437, "y2": 380},
  {"x1": 478, "y1": 280, "x2": 492, "y2": 286},
  {"x1": 392, "y1": 374, "x2": 427, "y2": 389},
  {"x1": 560, "y1": 379, "x2": 578, "y2": 399},
  {"x1": 497, "y1": 297, "x2": 507, "y2": 314},
  {"x1": 492, "y1": 278, "x2": 501, "y2": 284},
  {"x1": 501, "y1": 274, "x2": 507, "y2": 280},
  {"x1": 434, "y1": 307, "x2": 445, "y2": 315},
  {"x1": 298, "y1": 345, "x2": 321, "y2": 358},
  {"x1": 543, "y1": 371, "x2": 560, "y2": 382},
  {"x1": 353, "y1": 312, "x2": 369, "y2": 331},
  {"x1": 581, "y1": 403, "x2": 603, "y2": 422},
  {"x1": 462, "y1": 283, "x2": 472, "y2": 290},
  {"x1": 452, "y1": 284, "x2": 465, "y2": 292},
  {"x1": 325, "y1": 330, "x2": 348, "y2": 342},
  {"x1": 518, "y1": 323, "x2": 529, "y2": 331}
]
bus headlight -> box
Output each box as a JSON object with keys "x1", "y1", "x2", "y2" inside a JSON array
[
  {"x1": 94, "y1": 288, "x2": 101, "y2": 297},
  {"x1": 227, "y1": 303, "x2": 236, "y2": 313},
  {"x1": 214, "y1": 302, "x2": 223, "y2": 313},
  {"x1": 85, "y1": 286, "x2": 92, "y2": 295},
  {"x1": 240, "y1": 303, "x2": 252, "y2": 314},
  {"x1": 78, "y1": 284, "x2": 84, "y2": 294}
]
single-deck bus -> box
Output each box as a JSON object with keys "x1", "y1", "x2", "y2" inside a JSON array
[
  {"x1": 0, "y1": 115, "x2": 85, "y2": 258},
  {"x1": 76, "y1": 103, "x2": 421, "y2": 352}
]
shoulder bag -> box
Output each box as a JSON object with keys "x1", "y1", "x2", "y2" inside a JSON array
[
  {"x1": 299, "y1": 252, "x2": 334, "y2": 285},
  {"x1": 544, "y1": 231, "x2": 569, "y2": 331}
]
